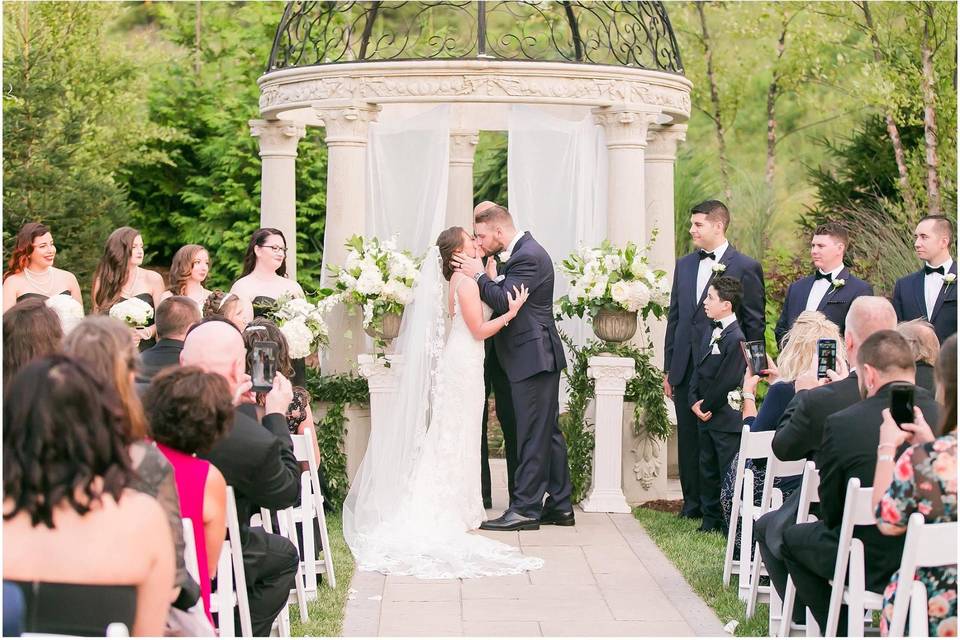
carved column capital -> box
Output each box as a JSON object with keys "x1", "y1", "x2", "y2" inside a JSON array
[
  {"x1": 592, "y1": 107, "x2": 658, "y2": 150},
  {"x1": 645, "y1": 124, "x2": 688, "y2": 162},
  {"x1": 449, "y1": 129, "x2": 480, "y2": 168},
  {"x1": 313, "y1": 103, "x2": 381, "y2": 147},
  {"x1": 587, "y1": 356, "x2": 637, "y2": 395},
  {"x1": 249, "y1": 119, "x2": 306, "y2": 159}
]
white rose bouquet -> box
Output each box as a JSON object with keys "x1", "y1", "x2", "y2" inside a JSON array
[
  {"x1": 555, "y1": 240, "x2": 669, "y2": 322},
  {"x1": 45, "y1": 294, "x2": 84, "y2": 335},
  {"x1": 264, "y1": 294, "x2": 330, "y2": 359},
  {"x1": 325, "y1": 235, "x2": 419, "y2": 333},
  {"x1": 109, "y1": 296, "x2": 154, "y2": 328}
]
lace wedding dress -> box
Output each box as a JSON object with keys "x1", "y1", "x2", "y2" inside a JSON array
[{"x1": 345, "y1": 275, "x2": 544, "y2": 579}]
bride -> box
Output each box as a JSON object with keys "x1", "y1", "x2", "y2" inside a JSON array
[{"x1": 343, "y1": 226, "x2": 544, "y2": 579}]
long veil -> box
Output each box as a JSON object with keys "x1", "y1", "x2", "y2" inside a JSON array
[{"x1": 342, "y1": 246, "x2": 446, "y2": 554}]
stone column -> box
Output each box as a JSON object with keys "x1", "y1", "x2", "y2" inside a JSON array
[
  {"x1": 582, "y1": 355, "x2": 635, "y2": 513},
  {"x1": 447, "y1": 130, "x2": 479, "y2": 229},
  {"x1": 249, "y1": 119, "x2": 307, "y2": 279},
  {"x1": 352, "y1": 354, "x2": 401, "y2": 482},
  {"x1": 314, "y1": 103, "x2": 381, "y2": 373}
]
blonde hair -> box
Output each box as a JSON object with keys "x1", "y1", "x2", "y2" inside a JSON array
[
  {"x1": 776, "y1": 311, "x2": 846, "y2": 382},
  {"x1": 896, "y1": 319, "x2": 940, "y2": 365}
]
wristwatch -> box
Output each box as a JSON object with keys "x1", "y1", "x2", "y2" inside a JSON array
[{"x1": 473, "y1": 272, "x2": 484, "y2": 283}]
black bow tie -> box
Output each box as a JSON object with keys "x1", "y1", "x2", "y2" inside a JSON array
[
  {"x1": 925, "y1": 264, "x2": 945, "y2": 276},
  {"x1": 815, "y1": 271, "x2": 833, "y2": 282},
  {"x1": 699, "y1": 250, "x2": 716, "y2": 261},
  {"x1": 711, "y1": 320, "x2": 723, "y2": 330}
]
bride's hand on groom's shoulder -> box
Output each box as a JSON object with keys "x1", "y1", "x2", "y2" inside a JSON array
[{"x1": 506, "y1": 284, "x2": 529, "y2": 318}]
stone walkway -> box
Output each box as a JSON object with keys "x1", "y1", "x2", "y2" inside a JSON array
[{"x1": 343, "y1": 461, "x2": 726, "y2": 637}]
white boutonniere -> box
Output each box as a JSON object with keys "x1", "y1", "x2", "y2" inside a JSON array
[
  {"x1": 944, "y1": 273, "x2": 956, "y2": 286},
  {"x1": 727, "y1": 389, "x2": 743, "y2": 411},
  {"x1": 831, "y1": 278, "x2": 845, "y2": 289},
  {"x1": 712, "y1": 263, "x2": 726, "y2": 274},
  {"x1": 498, "y1": 251, "x2": 511, "y2": 263}
]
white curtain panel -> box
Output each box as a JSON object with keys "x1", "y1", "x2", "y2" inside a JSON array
[{"x1": 507, "y1": 105, "x2": 608, "y2": 390}]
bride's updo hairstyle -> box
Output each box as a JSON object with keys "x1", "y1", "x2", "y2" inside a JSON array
[{"x1": 436, "y1": 226, "x2": 466, "y2": 281}]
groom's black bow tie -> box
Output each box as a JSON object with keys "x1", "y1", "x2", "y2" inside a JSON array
[
  {"x1": 711, "y1": 320, "x2": 723, "y2": 330},
  {"x1": 699, "y1": 250, "x2": 716, "y2": 261},
  {"x1": 814, "y1": 271, "x2": 833, "y2": 282},
  {"x1": 925, "y1": 264, "x2": 946, "y2": 276}
]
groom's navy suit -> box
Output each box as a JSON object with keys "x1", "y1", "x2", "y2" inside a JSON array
[
  {"x1": 774, "y1": 267, "x2": 872, "y2": 346},
  {"x1": 664, "y1": 245, "x2": 765, "y2": 517},
  {"x1": 892, "y1": 262, "x2": 957, "y2": 343},
  {"x1": 476, "y1": 232, "x2": 572, "y2": 519}
]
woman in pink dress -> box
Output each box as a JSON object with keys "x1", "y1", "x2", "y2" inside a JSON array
[{"x1": 144, "y1": 367, "x2": 233, "y2": 621}]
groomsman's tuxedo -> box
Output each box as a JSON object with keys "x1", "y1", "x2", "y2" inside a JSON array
[
  {"x1": 774, "y1": 266, "x2": 872, "y2": 346},
  {"x1": 664, "y1": 242, "x2": 765, "y2": 517},
  {"x1": 892, "y1": 259, "x2": 957, "y2": 343}
]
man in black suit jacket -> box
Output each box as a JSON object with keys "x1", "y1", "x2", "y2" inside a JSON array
[
  {"x1": 137, "y1": 296, "x2": 200, "y2": 385},
  {"x1": 181, "y1": 320, "x2": 301, "y2": 636},
  {"x1": 782, "y1": 331, "x2": 941, "y2": 633},
  {"x1": 664, "y1": 200, "x2": 765, "y2": 518},
  {"x1": 758, "y1": 296, "x2": 898, "y2": 618},
  {"x1": 775, "y1": 222, "x2": 873, "y2": 346},
  {"x1": 688, "y1": 277, "x2": 747, "y2": 532},
  {"x1": 892, "y1": 215, "x2": 957, "y2": 343}
]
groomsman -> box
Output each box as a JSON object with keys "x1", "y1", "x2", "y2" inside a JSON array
[
  {"x1": 892, "y1": 215, "x2": 956, "y2": 343},
  {"x1": 774, "y1": 222, "x2": 872, "y2": 346},
  {"x1": 664, "y1": 200, "x2": 765, "y2": 519}
]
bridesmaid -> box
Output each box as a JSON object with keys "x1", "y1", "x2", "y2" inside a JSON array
[
  {"x1": 162, "y1": 244, "x2": 212, "y2": 308},
  {"x1": 91, "y1": 227, "x2": 165, "y2": 351},
  {"x1": 2, "y1": 222, "x2": 82, "y2": 312}
]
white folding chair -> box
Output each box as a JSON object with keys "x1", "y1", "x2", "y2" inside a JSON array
[
  {"x1": 723, "y1": 427, "x2": 775, "y2": 596},
  {"x1": 23, "y1": 623, "x2": 129, "y2": 638},
  {"x1": 823, "y1": 477, "x2": 884, "y2": 637},
  {"x1": 289, "y1": 427, "x2": 337, "y2": 592},
  {"x1": 778, "y1": 461, "x2": 821, "y2": 637},
  {"x1": 209, "y1": 487, "x2": 253, "y2": 637},
  {"x1": 745, "y1": 454, "x2": 809, "y2": 619},
  {"x1": 887, "y1": 513, "x2": 958, "y2": 637}
]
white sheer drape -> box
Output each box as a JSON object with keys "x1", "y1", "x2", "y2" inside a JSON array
[{"x1": 507, "y1": 105, "x2": 607, "y2": 379}]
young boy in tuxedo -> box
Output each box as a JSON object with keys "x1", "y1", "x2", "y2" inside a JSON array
[{"x1": 688, "y1": 276, "x2": 747, "y2": 533}]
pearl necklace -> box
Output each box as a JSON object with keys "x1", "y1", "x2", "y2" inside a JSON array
[{"x1": 23, "y1": 267, "x2": 54, "y2": 295}]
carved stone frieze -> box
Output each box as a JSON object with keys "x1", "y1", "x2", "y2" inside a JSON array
[{"x1": 631, "y1": 432, "x2": 664, "y2": 490}]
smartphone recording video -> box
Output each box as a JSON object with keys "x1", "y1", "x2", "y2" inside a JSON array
[{"x1": 816, "y1": 339, "x2": 837, "y2": 380}]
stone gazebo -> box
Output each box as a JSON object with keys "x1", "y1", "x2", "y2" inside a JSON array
[{"x1": 251, "y1": 1, "x2": 691, "y2": 504}]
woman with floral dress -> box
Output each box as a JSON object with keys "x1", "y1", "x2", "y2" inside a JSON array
[{"x1": 873, "y1": 334, "x2": 957, "y2": 636}]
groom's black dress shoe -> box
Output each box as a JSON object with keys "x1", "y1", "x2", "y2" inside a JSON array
[
  {"x1": 479, "y1": 511, "x2": 540, "y2": 531},
  {"x1": 539, "y1": 510, "x2": 576, "y2": 527}
]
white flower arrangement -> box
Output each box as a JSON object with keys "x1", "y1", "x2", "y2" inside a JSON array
[
  {"x1": 727, "y1": 389, "x2": 743, "y2": 411},
  {"x1": 711, "y1": 263, "x2": 727, "y2": 274},
  {"x1": 109, "y1": 296, "x2": 154, "y2": 328},
  {"x1": 326, "y1": 235, "x2": 420, "y2": 330},
  {"x1": 555, "y1": 240, "x2": 669, "y2": 321},
  {"x1": 266, "y1": 294, "x2": 330, "y2": 359},
  {"x1": 45, "y1": 294, "x2": 84, "y2": 335}
]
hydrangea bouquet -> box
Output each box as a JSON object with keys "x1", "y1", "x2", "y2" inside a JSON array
[
  {"x1": 267, "y1": 294, "x2": 331, "y2": 359},
  {"x1": 109, "y1": 296, "x2": 154, "y2": 328},
  {"x1": 45, "y1": 294, "x2": 84, "y2": 335}
]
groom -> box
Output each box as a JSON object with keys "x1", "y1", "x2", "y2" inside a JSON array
[{"x1": 453, "y1": 202, "x2": 574, "y2": 531}]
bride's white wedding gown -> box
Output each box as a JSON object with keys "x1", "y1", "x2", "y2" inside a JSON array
[{"x1": 348, "y1": 277, "x2": 544, "y2": 579}]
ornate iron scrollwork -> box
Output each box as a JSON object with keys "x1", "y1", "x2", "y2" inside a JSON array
[{"x1": 267, "y1": 1, "x2": 683, "y2": 74}]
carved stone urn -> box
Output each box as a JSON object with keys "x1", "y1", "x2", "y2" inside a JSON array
[{"x1": 592, "y1": 309, "x2": 638, "y2": 343}]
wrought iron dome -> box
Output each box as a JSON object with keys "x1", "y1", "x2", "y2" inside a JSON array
[{"x1": 267, "y1": 1, "x2": 683, "y2": 74}]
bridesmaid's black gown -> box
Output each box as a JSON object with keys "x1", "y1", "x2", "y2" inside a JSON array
[
  {"x1": 16, "y1": 289, "x2": 71, "y2": 303},
  {"x1": 252, "y1": 295, "x2": 306, "y2": 386}
]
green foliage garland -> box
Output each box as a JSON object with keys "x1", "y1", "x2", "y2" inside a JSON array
[{"x1": 304, "y1": 371, "x2": 370, "y2": 510}]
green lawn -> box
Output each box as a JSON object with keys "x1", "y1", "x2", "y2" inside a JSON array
[
  {"x1": 633, "y1": 507, "x2": 770, "y2": 637},
  {"x1": 290, "y1": 512, "x2": 356, "y2": 637}
]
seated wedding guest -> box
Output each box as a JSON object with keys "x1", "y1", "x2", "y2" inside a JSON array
[
  {"x1": 893, "y1": 215, "x2": 956, "y2": 343},
  {"x1": 721, "y1": 311, "x2": 845, "y2": 534},
  {"x1": 775, "y1": 222, "x2": 873, "y2": 345},
  {"x1": 203, "y1": 290, "x2": 253, "y2": 331},
  {"x1": 688, "y1": 276, "x2": 746, "y2": 534},
  {"x1": 137, "y1": 296, "x2": 201, "y2": 385},
  {"x1": 2, "y1": 298, "x2": 63, "y2": 385},
  {"x1": 230, "y1": 228, "x2": 307, "y2": 385},
  {"x1": 873, "y1": 334, "x2": 957, "y2": 637},
  {"x1": 3, "y1": 356, "x2": 174, "y2": 636},
  {"x1": 758, "y1": 296, "x2": 897, "y2": 624},
  {"x1": 781, "y1": 330, "x2": 941, "y2": 634},
  {"x1": 896, "y1": 319, "x2": 940, "y2": 393},
  {"x1": 92, "y1": 226, "x2": 166, "y2": 352},
  {"x1": 181, "y1": 319, "x2": 300, "y2": 636},
  {"x1": 163, "y1": 244, "x2": 212, "y2": 307},
  {"x1": 2, "y1": 222, "x2": 82, "y2": 312},
  {"x1": 145, "y1": 367, "x2": 231, "y2": 624}
]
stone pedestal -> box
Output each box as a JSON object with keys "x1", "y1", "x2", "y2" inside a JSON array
[
  {"x1": 351, "y1": 354, "x2": 401, "y2": 481},
  {"x1": 581, "y1": 356, "x2": 635, "y2": 513}
]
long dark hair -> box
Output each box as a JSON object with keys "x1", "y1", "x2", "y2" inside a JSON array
[
  {"x1": 2, "y1": 298, "x2": 64, "y2": 386},
  {"x1": 4, "y1": 222, "x2": 51, "y2": 281},
  {"x1": 243, "y1": 317, "x2": 295, "y2": 379},
  {"x1": 240, "y1": 228, "x2": 287, "y2": 278},
  {"x1": 935, "y1": 334, "x2": 957, "y2": 436},
  {"x1": 436, "y1": 226, "x2": 467, "y2": 281},
  {"x1": 168, "y1": 244, "x2": 208, "y2": 295},
  {"x1": 92, "y1": 226, "x2": 140, "y2": 312},
  {"x1": 4, "y1": 356, "x2": 135, "y2": 528}
]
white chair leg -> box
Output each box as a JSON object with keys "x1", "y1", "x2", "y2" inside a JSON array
[
  {"x1": 909, "y1": 580, "x2": 929, "y2": 637},
  {"x1": 314, "y1": 492, "x2": 336, "y2": 589},
  {"x1": 281, "y1": 508, "x2": 310, "y2": 622},
  {"x1": 768, "y1": 574, "x2": 784, "y2": 633},
  {"x1": 805, "y1": 608, "x2": 820, "y2": 637},
  {"x1": 779, "y1": 576, "x2": 797, "y2": 637},
  {"x1": 746, "y1": 542, "x2": 763, "y2": 619},
  {"x1": 215, "y1": 542, "x2": 236, "y2": 638}
]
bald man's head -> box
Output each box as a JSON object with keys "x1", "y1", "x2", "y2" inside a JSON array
[
  {"x1": 844, "y1": 296, "x2": 897, "y2": 363},
  {"x1": 181, "y1": 320, "x2": 246, "y2": 388}
]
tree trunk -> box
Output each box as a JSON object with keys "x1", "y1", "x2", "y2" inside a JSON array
[
  {"x1": 860, "y1": 2, "x2": 919, "y2": 216},
  {"x1": 696, "y1": 2, "x2": 733, "y2": 204},
  {"x1": 766, "y1": 21, "x2": 789, "y2": 190},
  {"x1": 194, "y1": 0, "x2": 202, "y2": 76},
  {"x1": 921, "y1": 1, "x2": 941, "y2": 216}
]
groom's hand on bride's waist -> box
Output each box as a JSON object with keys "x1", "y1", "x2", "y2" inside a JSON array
[{"x1": 452, "y1": 252, "x2": 484, "y2": 279}]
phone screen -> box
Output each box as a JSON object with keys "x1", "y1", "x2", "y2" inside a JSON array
[
  {"x1": 890, "y1": 384, "x2": 915, "y2": 426},
  {"x1": 816, "y1": 339, "x2": 837, "y2": 379},
  {"x1": 250, "y1": 341, "x2": 279, "y2": 393}
]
